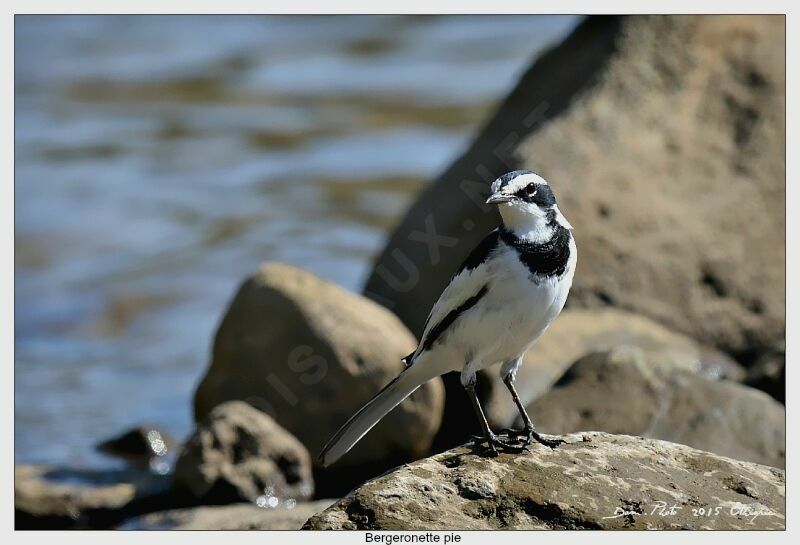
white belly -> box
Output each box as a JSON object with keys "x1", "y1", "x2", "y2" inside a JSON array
[{"x1": 423, "y1": 238, "x2": 576, "y2": 374}]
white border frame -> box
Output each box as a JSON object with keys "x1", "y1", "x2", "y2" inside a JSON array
[{"x1": 3, "y1": 2, "x2": 794, "y2": 543}]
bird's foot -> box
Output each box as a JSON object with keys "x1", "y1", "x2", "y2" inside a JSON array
[
  {"x1": 502, "y1": 427, "x2": 564, "y2": 449},
  {"x1": 532, "y1": 433, "x2": 565, "y2": 449},
  {"x1": 500, "y1": 427, "x2": 526, "y2": 438},
  {"x1": 471, "y1": 432, "x2": 524, "y2": 456}
]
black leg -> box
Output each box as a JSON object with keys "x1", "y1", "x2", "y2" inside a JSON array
[
  {"x1": 464, "y1": 376, "x2": 520, "y2": 454},
  {"x1": 502, "y1": 373, "x2": 564, "y2": 448}
]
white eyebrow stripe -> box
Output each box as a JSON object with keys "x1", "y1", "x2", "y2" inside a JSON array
[{"x1": 497, "y1": 172, "x2": 548, "y2": 194}]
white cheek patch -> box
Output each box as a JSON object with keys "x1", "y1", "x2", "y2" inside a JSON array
[{"x1": 516, "y1": 200, "x2": 545, "y2": 217}]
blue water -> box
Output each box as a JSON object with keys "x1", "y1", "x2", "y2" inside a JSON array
[{"x1": 14, "y1": 15, "x2": 579, "y2": 468}]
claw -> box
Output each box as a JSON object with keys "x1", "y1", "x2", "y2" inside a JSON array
[
  {"x1": 471, "y1": 432, "x2": 524, "y2": 454},
  {"x1": 493, "y1": 433, "x2": 523, "y2": 450},
  {"x1": 501, "y1": 427, "x2": 564, "y2": 448},
  {"x1": 527, "y1": 430, "x2": 564, "y2": 449},
  {"x1": 470, "y1": 434, "x2": 498, "y2": 456},
  {"x1": 539, "y1": 437, "x2": 565, "y2": 448}
]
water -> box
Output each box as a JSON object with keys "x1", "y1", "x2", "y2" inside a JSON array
[{"x1": 14, "y1": 15, "x2": 579, "y2": 468}]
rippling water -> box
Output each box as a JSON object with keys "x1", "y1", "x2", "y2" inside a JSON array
[{"x1": 14, "y1": 15, "x2": 578, "y2": 468}]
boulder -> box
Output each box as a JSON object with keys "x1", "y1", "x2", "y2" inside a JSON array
[
  {"x1": 304, "y1": 432, "x2": 785, "y2": 530},
  {"x1": 482, "y1": 308, "x2": 742, "y2": 429},
  {"x1": 121, "y1": 499, "x2": 335, "y2": 530},
  {"x1": 525, "y1": 347, "x2": 785, "y2": 467},
  {"x1": 15, "y1": 465, "x2": 169, "y2": 529},
  {"x1": 363, "y1": 15, "x2": 785, "y2": 363},
  {"x1": 431, "y1": 308, "x2": 742, "y2": 451},
  {"x1": 194, "y1": 263, "x2": 444, "y2": 475},
  {"x1": 173, "y1": 401, "x2": 313, "y2": 504}
]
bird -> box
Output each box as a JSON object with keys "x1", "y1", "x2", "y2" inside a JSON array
[{"x1": 319, "y1": 170, "x2": 577, "y2": 466}]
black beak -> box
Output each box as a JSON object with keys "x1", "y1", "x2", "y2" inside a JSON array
[{"x1": 486, "y1": 193, "x2": 513, "y2": 205}]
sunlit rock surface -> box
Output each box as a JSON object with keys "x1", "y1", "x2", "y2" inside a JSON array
[{"x1": 304, "y1": 432, "x2": 785, "y2": 530}]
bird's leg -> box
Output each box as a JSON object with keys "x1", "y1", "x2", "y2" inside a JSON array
[
  {"x1": 502, "y1": 372, "x2": 564, "y2": 448},
  {"x1": 463, "y1": 374, "x2": 520, "y2": 454}
]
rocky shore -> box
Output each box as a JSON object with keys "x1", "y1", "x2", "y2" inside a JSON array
[
  {"x1": 15, "y1": 261, "x2": 786, "y2": 530},
  {"x1": 16, "y1": 15, "x2": 784, "y2": 531},
  {"x1": 304, "y1": 433, "x2": 785, "y2": 530}
]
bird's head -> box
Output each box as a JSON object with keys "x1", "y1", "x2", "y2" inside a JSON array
[{"x1": 486, "y1": 170, "x2": 572, "y2": 235}]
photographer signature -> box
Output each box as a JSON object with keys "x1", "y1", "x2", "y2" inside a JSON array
[{"x1": 602, "y1": 501, "x2": 778, "y2": 523}]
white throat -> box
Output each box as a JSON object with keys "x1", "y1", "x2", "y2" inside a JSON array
[{"x1": 498, "y1": 203, "x2": 554, "y2": 243}]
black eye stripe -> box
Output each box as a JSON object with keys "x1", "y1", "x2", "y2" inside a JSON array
[{"x1": 515, "y1": 183, "x2": 555, "y2": 206}]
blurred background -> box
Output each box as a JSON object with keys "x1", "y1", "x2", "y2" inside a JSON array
[{"x1": 15, "y1": 15, "x2": 580, "y2": 470}]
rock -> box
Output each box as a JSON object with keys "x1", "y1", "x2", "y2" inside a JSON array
[
  {"x1": 481, "y1": 308, "x2": 743, "y2": 429},
  {"x1": 304, "y1": 432, "x2": 785, "y2": 530},
  {"x1": 15, "y1": 465, "x2": 170, "y2": 529},
  {"x1": 121, "y1": 499, "x2": 335, "y2": 530},
  {"x1": 744, "y1": 342, "x2": 785, "y2": 403},
  {"x1": 363, "y1": 15, "x2": 785, "y2": 363},
  {"x1": 431, "y1": 308, "x2": 743, "y2": 451},
  {"x1": 173, "y1": 401, "x2": 314, "y2": 505},
  {"x1": 194, "y1": 263, "x2": 444, "y2": 475},
  {"x1": 525, "y1": 347, "x2": 785, "y2": 467},
  {"x1": 15, "y1": 466, "x2": 134, "y2": 529},
  {"x1": 96, "y1": 425, "x2": 176, "y2": 470}
]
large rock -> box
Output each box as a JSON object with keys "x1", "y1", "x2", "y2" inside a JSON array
[
  {"x1": 173, "y1": 401, "x2": 314, "y2": 504},
  {"x1": 431, "y1": 308, "x2": 742, "y2": 451},
  {"x1": 481, "y1": 308, "x2": 742, "y2": 429},
  {"x1": 525, "y1": 347, "x2": 785, "y2": 467},
  {"x1": 304, "y1": 432, "x2": 785, "y2": 530},
  {"x1": 194, "y1": 263, "x2": 444, "y2": 473},
  {"x1": 363, "y1": 15, "x2": 785, "y2": 362},
  {"x1": 121, "y1": 499, "x2": 335, "y2": 530}
]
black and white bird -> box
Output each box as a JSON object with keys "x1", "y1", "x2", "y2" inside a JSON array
[{"x1": 320, "y1": 170, "x2": 576, "y2": 466}]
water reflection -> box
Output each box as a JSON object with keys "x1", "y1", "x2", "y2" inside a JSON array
[{"x1": 14, "y1": 15, "x2": 579, "y2": 468}]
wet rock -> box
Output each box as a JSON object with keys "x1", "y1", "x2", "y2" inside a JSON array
[
  {"x1": 304, "y1": 432, "x2": 785, "y2": 530},
  {"x1": 15, "y1": 465, "x2": 170, "y2": 529},
  {"x1": 121, "y1": 499, "x2": 335, "y2": 530},
  {"x1": 525, "y1": 347, "x2": 785, "y2": 467},
  {"x1": 173, "y1": 401, "x2": 313, "y2": 505},
  {"x1": 364, "y1": 15, "x2": 785, "y2": 363},
  {"x1": 96, "y1": 425, "x2": 176, "y2": 470},
  {"x1": 193, "y1": 263, "x2": 444, "y2": 476}
]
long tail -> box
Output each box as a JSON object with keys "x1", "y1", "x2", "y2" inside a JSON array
[{"x1": 318, "y1": 365, "x2": 429, "y2": 467}]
